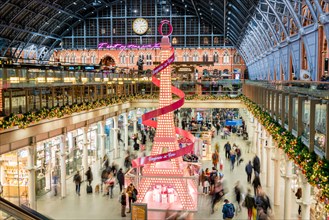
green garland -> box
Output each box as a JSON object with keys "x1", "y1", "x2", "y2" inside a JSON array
[
  {"x1": 1, "y1": 93, "x2": 329, "y2": 208},
  {"x1": 240, "y1": 96, "x2": 329, "y2": 209}
]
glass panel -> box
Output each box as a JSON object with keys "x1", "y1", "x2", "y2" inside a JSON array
[
  {"x1": 284, "y1": 95, "x2": 289, "y2": 127},
  {"x1": 302, "y1": 100, "x2": 310, "y2": 141},
  {"x1": 315, "y1": 104, "x2": 326, "y2": 153},
  {"x1": 278, "y1": 94, "x2": 282, "y2": 123},
  {"x1": 292, "y1": 97, "x2": 298, "y2": 132}
]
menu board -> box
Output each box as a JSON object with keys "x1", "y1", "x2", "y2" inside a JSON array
[{"x1": 131, "y1": 203, "x2": 147, "y2": 220}]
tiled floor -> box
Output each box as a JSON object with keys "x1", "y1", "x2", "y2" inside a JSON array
[{"x1": 36, "y1": 109, "x2": 300, "y2": 220}]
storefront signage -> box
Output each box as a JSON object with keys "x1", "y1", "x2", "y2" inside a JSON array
[
  {"x1": 175, "y1": 66, "x2": 194, "y2": 73},
  {"x1": 131, "y1": 203, "x2": 147, "y2": 220},
  {"x1": 98, "y1": 43, "x2": 160, "y2": 51}
]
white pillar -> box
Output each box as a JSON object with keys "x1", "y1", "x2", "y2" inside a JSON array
[
  {"x1": 253, "y1": 121, "x2": 259, "y2": 154},
  {"x1": 265, "y1": 135, "x2": 273, "y2": 187},
  {"x1": 123, "y1": 113, "x2": 129, "y2": 151},
  {"x1": 82, "y1": 126, "x2": 89, "y2": 173},
  {"x1": 60, "y1": 135, "x2": 67, "y2": 198},
  {"x1": 284, "y1": 157, "x2": 293, "y2": 220},
  {"x1": 301, "y1": 175, "x2": 311, "y2": 220},
  {"x1": 132, "y1": 111, "x2": 138, "y2": 135},
  {"x1": 256, "y1": 123, "x2": 261, "y2": 157},
  {"x1": 27, "y1": 144, "x2": 36, "y2": 209},
  {"x1": 112, "y1": 116, "x2": 119, "y2": 159},
  {"x1": 273, "y1": 146, "x2": 281, "y2": 206},
  {"x1": 260, "y1": 129, "x2": 266, "y2": 174},
  {"x1": 98, "y1": 121, "x2": 105, "y2": 159}
]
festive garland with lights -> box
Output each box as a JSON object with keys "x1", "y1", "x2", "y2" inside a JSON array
[
  {"x1": 239, "y1": 96, "x2": 329, "y2": 210},
  {"x1": 1, "y1": 92, "x2": 328, "y2": 208}
]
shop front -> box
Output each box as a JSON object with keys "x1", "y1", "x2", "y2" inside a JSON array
[{"x1": 0, "y1": 148, "x2": 29, "y2": 206}]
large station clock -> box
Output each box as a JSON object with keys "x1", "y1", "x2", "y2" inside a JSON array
[{"x1": 132, "y1": 18, "x2": 149, "y2": 35}]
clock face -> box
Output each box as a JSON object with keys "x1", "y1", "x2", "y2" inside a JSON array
[{"x1": 133, "y1": 18, "x2": 148, "y2": 35}]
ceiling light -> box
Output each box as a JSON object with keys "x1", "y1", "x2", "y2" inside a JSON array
[
  {"x1": 211, "y1": 8, "x2": 214, "y2": 10},
  {"x1": 185, "y1": 5, "x2": 187, "y2": 7},
  {"x1": 58, "y1": 11, "x2": 61, "y2": 13},
  {"x1": 166, "y1": 8, "x2": 169, "y2": 12},
  {"x1": 133, "y1": 9, "x2": 137, "y2": 13}
]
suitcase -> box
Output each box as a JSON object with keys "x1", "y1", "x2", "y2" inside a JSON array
[{"x1": 87, "y1": 185, "x2": 93, "y2": 194}]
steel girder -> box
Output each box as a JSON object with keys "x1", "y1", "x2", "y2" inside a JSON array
[{"x1": 263, "y1": 0, "x2": 289, "y2": 38}]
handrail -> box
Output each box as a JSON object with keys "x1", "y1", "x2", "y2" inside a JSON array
[{"x1": 0, "y1": 197, "x2": 52, "y2": 220}]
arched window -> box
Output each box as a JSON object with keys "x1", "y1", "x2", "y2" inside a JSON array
[
  {"x1": 193, "y1": 52, "x2": 199, "y2": 62},
  {"x1": 139, "y1": 54, "x2": 144, "y2": 60},
  {"x1": 203, "y1": 53, "x2": 208, "y2": 62},
  {"x1": 213, "y1": 52, "x2": 219, "y2": 63},
  {"x1": 146, "y1": 54, "x2": 152, "y2": 65},
  {"x1": 91, "y1": 54, "x2": 96, "y2": 64},
  {"x1": 119, "y1": 53, "x2": 126, "y2": 64},
  {"x1": 70, "y1": 54, "x2": 76, "y2": 63},
  {"x1": 183, "y1": 53, "x2": 189, "y2": 62},
  {"x1": 129, "y1": 53, "x2": 135, "y2": 64},
  {"x1": 223, "y1": 51, "x2": 230, "y2": 64},
  {"x1": 81, "y1": 53, "x2": 86, "y2": 64},
  {"x1": 65, "y1": 54, "x2": 70, "y2": 63},
  {"x1": 233, "y1": 53, "x2": 240, "y2": 64},
  {"x1": 214, "y1": 37, "x2": 219, "y2": 44}
]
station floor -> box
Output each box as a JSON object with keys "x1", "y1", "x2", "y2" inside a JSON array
[{"x1": 36, "y1": 112, "x2": 300, "y2": 220}]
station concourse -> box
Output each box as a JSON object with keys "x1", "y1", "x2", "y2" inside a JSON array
[{"x1": 0, "y1": 0, "x2": 329, "y2": 219}]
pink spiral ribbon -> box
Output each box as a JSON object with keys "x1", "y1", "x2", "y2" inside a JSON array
[{"x1": 132, "y1": 48, "x2": 195, "y2": 167}]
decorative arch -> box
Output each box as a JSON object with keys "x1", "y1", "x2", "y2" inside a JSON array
[
  {"x1": 119, "y1": 52, "x2": 127, "y2": 64},
  {"x1": 233, "y1": 52, "x2": 241, "y2": 64},
  {"x1": 213, "y1": 51, "x2": 219, "y2": 63},
  {"x1": 192, "y1": 51, "x2": 199, "y2": 62},
  {"x1": 146, "y1": 53, "x2": 152, "y2": 66},
  {"x1": 183, "y1": 52, "x2": 189, "y2": 62},
  {"x1": 129, "y1": 52, "x2": 135, "y2": 64},
  {"x1": 100, "y1": 55, "x2": 116, "y2": 66},
  {"x1": 202, "y1": 51, "x2": 208, "y2": 62}
]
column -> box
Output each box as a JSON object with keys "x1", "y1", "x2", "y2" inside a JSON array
[
  {"x1": 132, "y1": 111, "x2": 138, "y2": 135},
  {"x1": 112, "y1": 116, "x2": 119, "y2": 159},
  {"x1": 265, "y1": 135, "x2": 273, "y2": 187},
  {"x1": 272, "y1": 146, "x2": 281, "y2": 206},
  {"x1": 82, "y1": 126, "x2": 89, "y2": 174},
  {"x1": 123, "y1": 113, "x2": 129, "y2": 151},
  {"x1": 27, "y1": 143, "x2": 36, "y2": 209},
  {"x1": 284, "y1": 156, "x2": 293, "y2": 219},
  {"x1": 98, "y1": 121, "x2": 106, "y2": 159},
  {"x1": 301, "y1": 175, "x2": 311, "y2": 220},
  {"x1": 60, "y1": 135, "x2": 67, "y2": 198},
  {"x1": 260, "y1": 128, "x2": 266, "y2": 174},
  {"x1": 257, "y1": 122, "x2": 261, "y2": 157},
  {"x1": 253, "y1": 119, "x2": 259, "y2": 154}
]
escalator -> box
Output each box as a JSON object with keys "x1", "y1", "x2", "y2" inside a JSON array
[{"x1": 0, "y1": 197, "x2": 52, "y2": 220}]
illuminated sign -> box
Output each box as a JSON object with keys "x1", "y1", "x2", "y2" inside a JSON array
[
  {"x1": 84, "y1": 66, "x2": 95, "y2": 70},
  {"x1": 98, "y1": 43, "x2": 160, "y2": 51}
]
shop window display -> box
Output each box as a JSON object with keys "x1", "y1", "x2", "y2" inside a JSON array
[
  {"x1": 36, "y1": 136, "x2": 61, "y2": 196},
  {"x1": 0, "y1": 149, "x2": 28, "y2": 206}
]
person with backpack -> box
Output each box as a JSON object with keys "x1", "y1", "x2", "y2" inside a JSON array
[
  {"x1": 224, "y1": 142, "x2": 231, "y2": 159},
  {"x1": 252, "y1": 154, "x2": 261, "y2": 175},
  {"x1": 120, "y1": 190, "x2": 127, "y2": 217},
  {"x1": 243, "y1": 188, "x2": 256, "y2": 220},
  {"x1": 230, "y1": 151, "x2": 237, "y2": 171},
  {"x1": 222, "y1": 199, "x2": 235, "y2": 219},
  {"x1": 73, "y1": 171, "x2": 82, "y2": 196},
  {"x1": 255, "y1": 188, "x2": 271, "y2": 215}
]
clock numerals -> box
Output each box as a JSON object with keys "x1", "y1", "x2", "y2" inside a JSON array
[{"x1": 133, "y1": 18, "x2": 148, "y2": 35}]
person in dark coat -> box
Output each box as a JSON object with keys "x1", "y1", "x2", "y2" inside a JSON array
[
  {"x1": 85, "y1": 167, "x2": 93, "y2": 186},
  {"x1": 252, "y1": 154, "x2": 260, "y2": 174},
  {"x1": 117, "y1": 168, "x2": 125, "y2": 193},
  {"x1": 252, "y1": 174, "x2": 261, "y2": 196},
  {"x1": 224, "y1": 142, "x2": 231, "y2": 159},
  {"x1": 245, "y1": 161, "x2": 253, "y2": 183},
  {"x1": 120, "y1": 191, "x2": 127, "y2": 217}
]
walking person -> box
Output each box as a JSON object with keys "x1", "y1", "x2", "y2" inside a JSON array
[
  {"x1": 85, "y1": 167, "x2": 93, "y2": 186},
  {"x1": 245, "y1": 161, "x2": 253, "y2": 183},
  {"x1": 52, "y1": 171, "x2": 59, "y2": 196},
  {"x1": 224, "y1": 142, "x2": 231, "y2": 159},
  {"x1": 212, "y1": 150, "x2": 219, "y2": 169},
  {"x1": 117, "y1": 168, "x2": 125, "y2": 193},
  {"x1": 73, "y1": 171, "x2": 82, "y2": 196},
  {"x1": 255, "y1": 188, "x2": 272, "y2": 216},
  {"x1": 222, "y1": 199, "x2": 235, "y2": 220},
  {"x1": 117, "y1": 130, "x2": 123, "y2": 144},
  {"x1": 295, "y1": 187, "x2": 302, "y2": 216},
  {"x1": 252, "y1": 154, "x2": 260, "y2": 175},
  {"x1": 126, "y1": 183, "x2": 137, "y2": 213},
  {"x1": 243, "y1": 188, "x2": 256, "y2": 220},
  {"x1": 120, "y1": 190, "x2": 127, "y2": 217},
  {"x1": 105, "y1": 172, "x2": 115, "y2": 198},
  {"x1": 235, "y1": 146, "x2": 242, "y2": 166},
  {"x1": 252, "y1": 173, "x2": 261, "y2": 196},
  {"x1": 230, "y1": 151, "x2": 236, "y2": 171},
  {"x1": 234, "y1": 181, "x2": 242, "y2": 212},
  {"x1": 211, "y1": 182, "x2": 224, "y2": 214}
]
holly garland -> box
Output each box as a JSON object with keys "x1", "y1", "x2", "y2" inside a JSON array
[
  {"x1": 185, "y1": 94, "x2": 241, "y2": 101},
  {"x1": 240, "y1": 96, "x2": 329, "y2": 210},
  {"x1": 0, "y1": 94, "x2": 156, "y2": 130}
]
